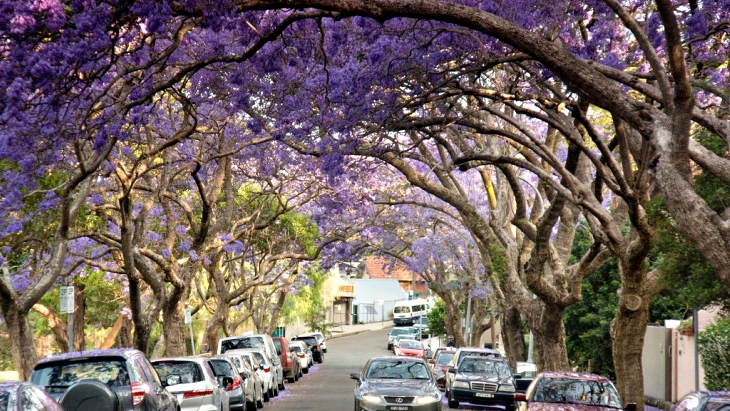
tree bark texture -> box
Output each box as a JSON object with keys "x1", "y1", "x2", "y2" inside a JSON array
[
  {"x1": 162, "y1": 300, "x2": 189, "y2": 357},
  {"x1": 0, "y1": 302, "x2": 37, "y2": 380},
  {"x1": 501, "y1": 307, "x2": 527, "y2": 369},
  {"x1": 528, "y1": 304, "x2": 570, "y2": 371}
]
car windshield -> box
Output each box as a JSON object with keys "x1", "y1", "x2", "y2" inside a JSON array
[
  {"x1": 391, "y1": 329, "x2": 413, "y2": 336},
  {"x1": 393, "y1": 306, "x2": 411, "y2": 314},
  {"x1": 458, "y1": 359, "x2": 511, "y2": 377},
  {"x1": 209, "y1": 359, "x2": 235, "y2": 377},
  {"x1": 220, "y1": 337, "x2": 265, "y2": 353},
  {"x1": 436, "y1": 353, "x2": 455, "y2": 365},
  {"x1": 290, "y1": 346, "x2": 302, "y2": 353},
  {"x1": 294, "y1": 337, "x2": 317, "y2": 346},
  {"x1": 706, "y1": 400, "x2": 730, "y2": 411},
  {"x1": 533, "y1": 378, "x2": 622, "y2": 407},
  {"x1": 366, "y1": 360, "x2": 430, "y2": 380},
  {"x1": 32, "y1": 359, "x2": 129, "y2": 388},
  {"x1": 250, "y1": 352, "x2": 268, "y2": 365},
  {"x1": 400, "y1": 341, "x2": 421, "y2": 350},
  {"x1": 152, "y1": 361, "x2": 204, "y2": 384}
]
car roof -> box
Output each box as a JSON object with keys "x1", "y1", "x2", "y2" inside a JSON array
[
  {"x1": 35, "y1": 348, "x2": 143, "y2": 366},
  {"x1": 152, "y1": 356, "x2": 210, "y2": 364},
  {"x1": 538, "y1": 371, "x2": 612, "y2": 382},
  {"x1": 369, "y1": 355, "x2": 426, "y2": 363},
  {"x1": 460, "y1": 355, "x2": 507, "y2": 362}
]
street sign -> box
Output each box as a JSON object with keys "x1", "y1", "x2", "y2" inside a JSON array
[
  {"x1": 184, "y1": 308, "x2": 192, "y2": 324},
  {"x1": 60, "y1": 286, "x2": 74, "y2": 314}
]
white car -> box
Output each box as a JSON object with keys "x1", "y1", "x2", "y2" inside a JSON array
[
  {"x1": 288, "y1": 340, "x2": 312, "y2": 373},
  {"x1": 225, "y1": 349, "x2": 277, "y2": 401},
  {"x1": 299, "y1": 331, "x2": 327, "y2": 353},
  {"x1": 151, "y1": 356, "x2": 231, "y2": 411}
]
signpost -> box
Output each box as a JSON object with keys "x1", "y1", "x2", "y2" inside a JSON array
[
  {"x1": 60, "y1": 286, "x2": 74, "y2": 352},
  {"x1": 378, "y1": 299, "x2": 384, "y2": 326},
  {"x1": 184, "y1": 307, "x2": 196, "y2": 356}
]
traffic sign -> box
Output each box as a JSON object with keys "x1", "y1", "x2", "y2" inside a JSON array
[
  {"x1": 184, "y1": 308, "x2": 192, "y2": 324},
  {"x1": 60, "y1": 286, "x2": 74, "y2": 314}
]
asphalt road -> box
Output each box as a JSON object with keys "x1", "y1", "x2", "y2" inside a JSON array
[{"x1": 261, "y1": 327, "x2": 501, "y2": 411}]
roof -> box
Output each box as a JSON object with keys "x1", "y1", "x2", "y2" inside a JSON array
[
  {"x1": 538, "y1": 371, "x2": 612, "y2": 382},
  {"x1": 35, "y1": 348, "x2": 142, "y2": 365},
  {"x1": 361, "y1": 256, "x2": 419, "y2": 281}
]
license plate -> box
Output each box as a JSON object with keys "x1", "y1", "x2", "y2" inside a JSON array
[
  {"x1": 475, "y1": 393, "x2": 494, "y2": 398},
  {"x1": 389, "y1": 407, "x2": 410, "y2": 411}
]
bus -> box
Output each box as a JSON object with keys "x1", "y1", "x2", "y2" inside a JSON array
[{"x1": 392, "y1": 298, "x2": 430, "y2": 325}]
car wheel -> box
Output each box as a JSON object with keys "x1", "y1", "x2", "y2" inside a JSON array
[
  {"x1": 303, "y1": 366, "x2": 309, "y2": 374},
  {"x1": 256, "y1": 394, "x2": 264, "y2": 409},
  {"x1": 387, "y1": 344, "x2": 392, "y2": 350},
  {"x1": 247, "y1": 399, "x2": 257, "y2": 411},
  {"x1": 506, "y1": 405, "x2": 516, "y2": 411},
  {"x1": 447, "y1": 392, "x2": 459, "y2": 409},
  {"x1": 263, "y1": 385, "x2": 270, "y2": 402},
  {"x1": 279, "y1": 378, "x2": 285, "y2": 391}
]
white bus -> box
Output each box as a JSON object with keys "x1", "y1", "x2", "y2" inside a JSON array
[{"x1": 392, "y1": 298, "x2": 430, "y2": 325}]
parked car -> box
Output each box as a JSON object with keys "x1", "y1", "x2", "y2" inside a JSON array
[
  {"x1": 446, "y1": 355, "x2": 520, "y2": 410},
  {"x1": 514, "y1": 371, "x2": 636, "y2": 411},
  {"x1": 444, "y1": 346, "x2": 502, "y2": 393},
  {"x1": 412, "y1": 316, "x2": 430, "y2": 338},
  {"x1": 208, "y1": 356, "x2": 246, "y2": 411},
  {"x1": 428, "y1": 348, "x2": 456, "y2": 390},
  {"x1": 30, "y1": 348, "x2": 178, "y2": 411},
  {"x1": 218, "y1": 333, "x2": 285, "y2": 392},
  {"x1": 671, "y1": 391, "x2": 730, "y2": 411},
  {"x1": 290, "y1": 335, "x2": 323, "y2": 363},
  {"x1": 391, "y1": 334, "x2": 418, "y2": 353},
  {"x1": 288, "y1": 341, "x2": 311, "y2": 374},
  {"x1": 271, "y1": 336, "x2": 301, "y2": 383},
  {"x1": 350, "y1": 355, "x2": 441, "y2": 411},
  {"x1": 387, "y1": 327, "x2": 420, "y2": 350},
  {"x1": 226, "y1": 348, "x2": 277, "y2": 400},
  {"x1": 394, "y1": 339, "x2": 428, "y2": 359},
  {"x1": 223, "y1": 353, "x2": 264, "y2": 409},
  {"x1": 0, "y1": 381, "x2": 64, "y2": 410},
  {"x1": 298, "y1": 331, "x2": 328, "y2": 353},
  {"x1": 151, "y1": 356, "x2": 230, "y2": 411}
]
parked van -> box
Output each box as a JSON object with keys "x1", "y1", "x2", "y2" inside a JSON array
[
  {"x1": 218, "y1": 333, "x2": 285, "y2": 391},
  {"x1": 392, "y1": 298, "x2": 429, "y2": 325}
]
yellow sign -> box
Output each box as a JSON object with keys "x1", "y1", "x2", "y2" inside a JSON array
[{"x1": 338, "y1": 284, "x2": 355, "y2": 293}]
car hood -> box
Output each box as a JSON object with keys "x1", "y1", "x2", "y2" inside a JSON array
[
  {"x1": 360, "y1": 379, "x2": 436, "y2": 395},
  {"x1": 527, "y1": 403, "x2": 624, "y2": 411}
]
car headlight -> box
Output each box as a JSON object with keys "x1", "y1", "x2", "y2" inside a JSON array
[
  {"x1": 414, "y1": 392, "x2": 441, "y2": 404},
  {"x1": 360, "y1": 392, "x2": 383, "y2": 404},
  {"x1": 453, "y1": 380, "x2": 469, "y2": 389},
  {"x1": 499, "y1": 384, "x2": 516, "y2": 393}
]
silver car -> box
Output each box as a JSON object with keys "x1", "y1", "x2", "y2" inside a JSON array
[
  {"x1": 224, "y1": 353, "x2": 264, "y2": 409},
  {"x1": 208, "y1": 356, "x2": 246, "y2": 411},
  {"x1": 350, "y1": 356, "x2": 441, "y2": 411},
  {"x1": 225, "y1": 349, "x2": 277, "y2": 401},
  {"x1": 151, "y1": 357, "x2": 230, "y2": 411}
]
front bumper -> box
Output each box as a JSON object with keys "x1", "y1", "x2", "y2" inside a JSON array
[
  {"x1": 451, "y1": 388, "x2": 515, "y2": 407},
  {"x1": 354, "y1": 399, "x2": 441, "y2": 411}
]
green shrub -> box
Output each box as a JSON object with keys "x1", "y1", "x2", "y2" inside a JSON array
[{"x1": 698, "y1": 317, "x2": 730, "y2": 390}]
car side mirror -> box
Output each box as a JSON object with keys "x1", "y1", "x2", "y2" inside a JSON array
[
  {"x1": 243, "y1": 370, "x2": 251, "y2": 379},
  {"x1": 349, "y1": 372, "x2": 361, "y2": 381},
  {"x1": 625, "y1": 404, "x2": 637, "y2": 411},
  {"x1": 514, "y1": 393, "x2": 527, "y2": 402},
  {"x1": 513, "y1": 373, "x2": 523, "y2": 379},
  {"x1": 447, "y1": 367, "x2": 456, "y2": 374},
  {"x1": 165, "y1": 375, "x2": 181, "y2": 387}
]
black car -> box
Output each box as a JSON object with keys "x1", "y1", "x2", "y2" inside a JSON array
[
  {"x1": 291, "y1": 335, "x2": 323, "y2": 363},
  {"x1": 29, "y1": 348, "x2": 178, "y2": 411},
  {"x1": 349, "y1": 355, "x2": 441, "y2": 411},
  {"x1": 446, "y1": 355, "x2": 519, "y2": 410}
]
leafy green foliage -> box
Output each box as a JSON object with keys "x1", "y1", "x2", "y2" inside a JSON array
[
  {"x1": 565, "y1": 225, "x2": 619, "y2": 378},
  {"x1": 282, "y1": 264, "x2": 335, "y2": 336},
  {"x1": 427, "y1": 299, "x2": 447, "y2": 337},
  {"x1": 698, "y1": 317, "x2": 730, "y2": 390}
]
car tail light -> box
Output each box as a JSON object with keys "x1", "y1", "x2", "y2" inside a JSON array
[
  {"x1": 263, "y1": 366, "x2": 270, "y2": 373},
  {"x1": 298, "y1": 353, "x2": 305, "y2": 359},
  {"x1": 131, "y1": 382, "x2": 146, "y2": 406},
  {"x1": 183, "y1": 389, "x2": 214, "y2": 398},
  {"x1": 227, "y1": 376, "x2": 241, "y2": 391},
  {"x1": 315, "y1": 344, "x2": 321, "y2": 350}
]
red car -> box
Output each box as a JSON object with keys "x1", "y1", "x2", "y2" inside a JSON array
[
  {"x1": 394, "y1": 339, "x2": 427, "y2": 359},
  {"x1": 515, "y1": 371, "x2": 636, "y2": 411},
  {"x1": 428, "y1": 348, "x2": 456, "y2": 390}
]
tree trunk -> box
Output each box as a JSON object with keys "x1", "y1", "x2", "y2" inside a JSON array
[
  {"x1": 612, "y1": 293, "x2": 649, "y2": 411},
  {"x1": 0, "y1": 301, "x2": 37, "y2": 380},
  {"x1": 101, "y1": 315, "x2": 127, "y2": 349},
  {"x1": 205, "y1": 308, "x2": 228, "y2": 355},
  {"x1": 117, "y1": 317, "x2": 134, "y2": 348},
  {"x1": 32, "y1": 304, "x2": 69, "y2": 351},
  {"x1": 162, "y1": 301, "x2": 188, "y2": 357},
  {"x1": 501, "y1": 307, "x2": 527, "y2": 369},
  {"x1": 443, "y1": 296, "x2": 464, "y2": 346},
  {"x1": 72, "y1": 283, "x2": 86, "y2": 351},
  {"x1": 528, "y1": 304, "x2": 570, "y2": 371}
]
